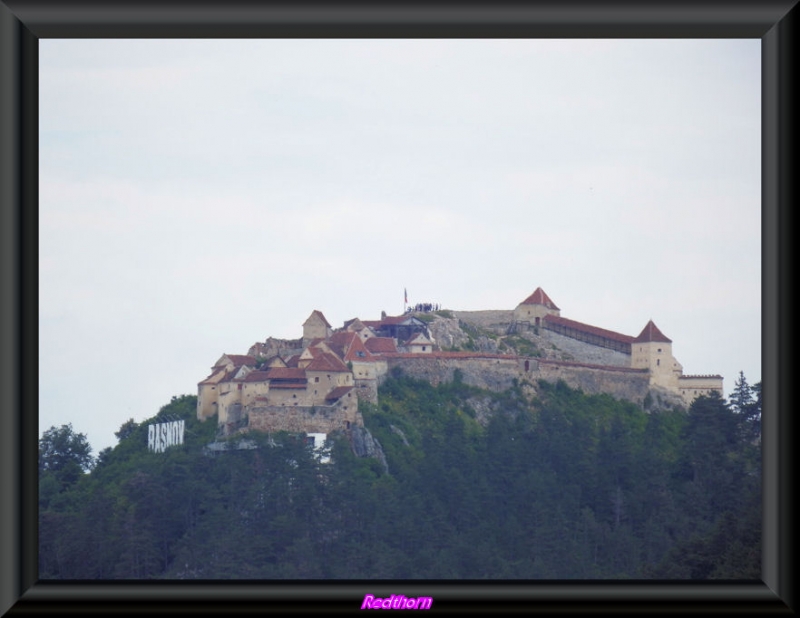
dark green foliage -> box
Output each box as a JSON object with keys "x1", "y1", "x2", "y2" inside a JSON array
[
  {"x1": 114, "y1": 418, "x2": 139, "y2": 442},
  {"x1": 649, "y1": 386, "x2": 761, "y2": 579},
  {"x1": 39, "y1": 423, "x2": 94, "y2": 475},
  {"x1": 39, "y1": 423, "x2": 94, "y2": 502},
  {"x1": 39, "y1": 379, "x2": 761, "y2": 580}
]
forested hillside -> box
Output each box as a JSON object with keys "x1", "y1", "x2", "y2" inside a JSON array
[{"x1": 39, "y1": 373, "x2": 761, "y2": 579}]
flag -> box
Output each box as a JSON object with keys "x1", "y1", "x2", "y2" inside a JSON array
[{"x1": 404, "y1": 288, "x2": 408, "y2": 303}]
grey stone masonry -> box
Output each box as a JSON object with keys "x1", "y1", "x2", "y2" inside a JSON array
[{"x1": 540, "y1": 328, "x2": 632, "y2": 367}]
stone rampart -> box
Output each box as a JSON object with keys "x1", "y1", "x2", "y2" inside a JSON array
[
  {"x1": 246, "y1": 404, "x2": 364, "y2": 435},
  {"x1": 385, "y1": 353, "x2": 526, "y2": 392},
  {"x1": 537, "y1": 360, "x2": 650, "y2": 404},
  {"x1": 354, "y1": 379, "x2": 379, "y2": 404},
  {"x1": 384, "y1": 353, "x2": 651, "y2": 406}
]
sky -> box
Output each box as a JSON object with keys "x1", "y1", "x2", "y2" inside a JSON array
[{"x1": 39, "y1": 39, "x2": 761, "y2": 457}]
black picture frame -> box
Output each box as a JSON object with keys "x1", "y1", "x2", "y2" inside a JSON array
[{"x1": 1, "y1": 1, "x2": 795, "y2": 614}]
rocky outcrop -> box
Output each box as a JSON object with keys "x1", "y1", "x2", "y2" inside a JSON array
[
  {"x1": 452, "y1": 310, "x2": 515, "y2": 335},
  {"x1": 248, "y1": 336, "x2": 304, "y2": 360},
  {"x1": 389, "y1": 424, "x2": 410, "y2": 446},
  {"x1": 644, "y1": 385, "x2": 687, "y2": 412},
  {"x1": 426, "y1": 316, "x2": 471, "y2": 350},
  {"x1": 350, "y1": 426, "x2": 389, "y2": 473}
]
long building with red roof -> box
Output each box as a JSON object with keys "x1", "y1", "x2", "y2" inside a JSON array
[{"x1": 514, "y1": 288, "x2": 723, "y2": 404}]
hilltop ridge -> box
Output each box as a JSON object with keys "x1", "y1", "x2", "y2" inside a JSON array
[{"x1": 195, "y1": 288, "x2": 723, "y2": 457}]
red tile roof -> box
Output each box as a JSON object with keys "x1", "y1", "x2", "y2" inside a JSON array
[
  {"x1": 325, "y1": 386, "x2": 354, "y2": 401},
  {"x1": 364, "y1": 337, "x2": 398, "y2": 354},
  {"x1": 543, "y1": 314, "x2": 634, "y2": 344},
  {"x1": 343, "y1": 317, "x2": 367, "y2": 330},
  {"x1": 519, "y1": 287, "x2": 559, "y2": 310},
  {"x1": 304, "y1": 310, "x2": 331, "y2": 328},
  {"x1": 342, "y1": 333, "x2": 376, "y2": 362},
  {"x1": 406, "y1": 332, "x2": 431, "y2": 345},
  {"x1": 326, "y1": 331, "x2": 357, "y2": 356},
  {"x1": 219, "y1": 366, "x2": 252, "y2": 383},
  {"x1": 632, "y1": 320, "x2": 672, "y2": 343},
  {"x1": 243, "y1": 370, "x2": 272, "y2": 383},
  {"x1": 218, "y1": 354, "x2": 257, "y2": 367},
  {"x1": 198, "y1": 366, "x2": 228, "y2": 385},
  {"x1": 306, "y1": 351, "x2": 350, "y2": 373},
  {"x1": 265, "y1": 367, "x2": 307, "y2": 380}
]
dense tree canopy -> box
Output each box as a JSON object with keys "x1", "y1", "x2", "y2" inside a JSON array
[
  {"x1": 39, "y1": 378, "x2": 761, "y2": 580},
  {"x1": 39, "y1": 423, "x2": 94, "y2": 494}
]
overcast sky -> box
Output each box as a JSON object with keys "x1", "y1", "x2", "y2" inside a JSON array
[{"x1": 39, "y1": 39, "x2": 761, "y2": 456}]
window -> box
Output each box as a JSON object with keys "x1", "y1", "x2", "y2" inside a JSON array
[
  {"x1": 422, "y1": 346, "x2": 426, "y2": 351},
  {"x1": 314, "y1": 377, "x2": 319, "y2": 383},
  {"x1": 657, "y1": 348, "x2": 662, "y2": 353},
  {"x1": 657, "y1": 359, "x2": 660, "y2": 366}
]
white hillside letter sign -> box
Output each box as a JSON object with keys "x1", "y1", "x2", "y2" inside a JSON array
[{"x1": 147, "y1": 420, "x2": 185, "y2": 453}]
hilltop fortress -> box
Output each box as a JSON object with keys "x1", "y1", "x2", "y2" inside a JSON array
[{"x1": 196, "y1": 288, "x2": 723, "y2": 440}]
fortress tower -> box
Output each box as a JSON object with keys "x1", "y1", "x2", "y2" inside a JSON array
[
  {"x1": 303, "y1": 310, "x2": 333, "y2": 346},
  {"x1": 514, "y1": 287, "x2": 560, "y2": 328},
  {"x1": 630, "y1": 320, "x2": 683, "y2": 390}
]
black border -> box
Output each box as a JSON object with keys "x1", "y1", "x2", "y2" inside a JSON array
[{"x1": 1, "y1": 1, "x2": 795, "y2": 614}]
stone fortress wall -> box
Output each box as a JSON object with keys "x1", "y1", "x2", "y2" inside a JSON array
[
  {"x1": 247, "y1": 403, "x2": 364, "y2": 435},
  {"x1": 383, "y1": 353, "x2": 652, "y2": 407},
  {"x1": 539, "y1": 329, "x2": 632, "y2": 368}
]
